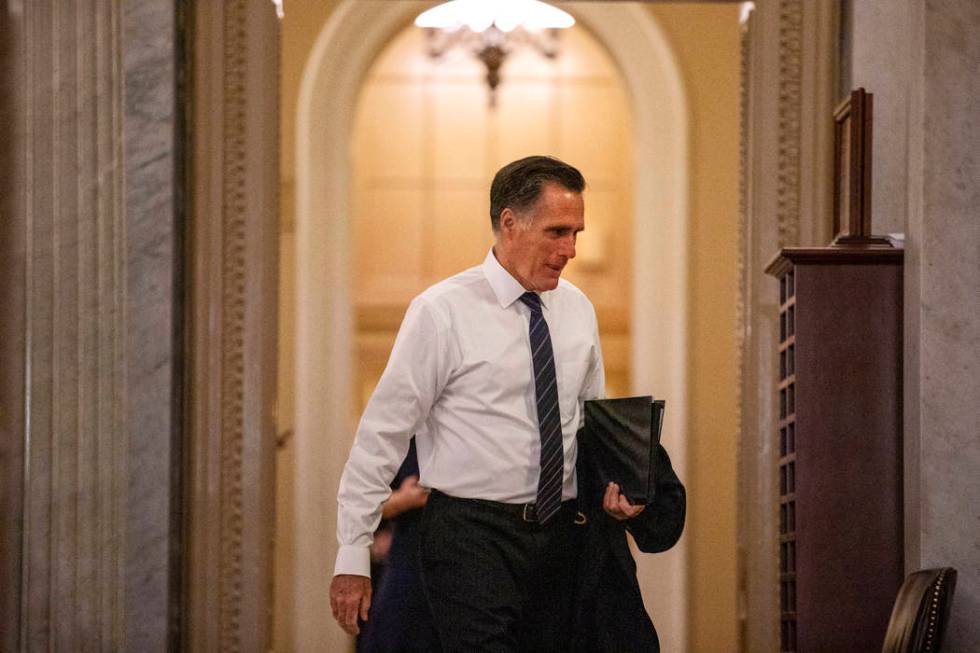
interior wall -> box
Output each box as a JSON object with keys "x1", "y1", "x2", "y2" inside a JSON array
[
  {"x1": 276, "y1": 2, "x2": 341, "y2": 649},
  {"x1": 350, "y1": 23, "x2": 634, "y2": 413},
  {"x1": 646, "y1": 5, "x2": 742, "y2": 651},
  {"x1": 903, "y1": 3, "x2": 980, "y2": 649},
  {"x1": 848, "y1": 1, "x2": 910, "y2": 238},
  {"x1": 824, "y1": 3, "x2": 980, "y2": 648}
]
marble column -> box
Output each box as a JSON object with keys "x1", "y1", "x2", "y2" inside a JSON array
[
  {"x1": 0, "y1": 0, "x2": 181, "y2": 649},
  {"x1": 905, "y1": 2, "x2": 980, "y2": 650}
]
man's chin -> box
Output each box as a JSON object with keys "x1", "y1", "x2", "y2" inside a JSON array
[{"x1": 539, "y1": 277, "x2": 561, "y2": 291}]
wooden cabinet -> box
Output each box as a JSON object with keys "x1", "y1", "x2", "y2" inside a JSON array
[{"x1": 766, "y1": 245, "x2": 904, "y2": 653}]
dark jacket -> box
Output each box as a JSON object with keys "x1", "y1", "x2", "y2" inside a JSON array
[
  {"x1": 572, "y1": 442, "x2": 686, "y2": 652},
  {"x1": 358, "y1": 440, "x2": 441, "y2": 653}
]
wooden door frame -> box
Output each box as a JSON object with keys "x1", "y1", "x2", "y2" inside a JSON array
[{"x1": 183, "y1": 1, "x2": 281, "y2": 650}]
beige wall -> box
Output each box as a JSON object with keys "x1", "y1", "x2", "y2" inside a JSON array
[
  {"x1": 277, "y1": 4, "x2": 341, "y2": 648},
  {"x1": 350, "y1": 23, "x2": 634, "y2": 410},
  {"x1": 647, "y1": 4, "x2": 741, "y2": 651}
]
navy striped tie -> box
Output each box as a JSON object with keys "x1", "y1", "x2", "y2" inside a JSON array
[{"x1": 519, "y1": 291, "x2": 564, "y2": 524}]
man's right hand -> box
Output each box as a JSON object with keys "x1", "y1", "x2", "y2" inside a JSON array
[{"x1": 330, "y1": 574, "x2": 372, "y2": 635}]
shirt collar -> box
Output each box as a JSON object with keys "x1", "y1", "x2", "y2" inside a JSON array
[{"x1": 482, "y1": 248, "x2": 552, "y2": 310}]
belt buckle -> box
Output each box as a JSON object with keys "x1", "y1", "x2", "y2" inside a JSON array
[{"x1": 522, "y1": 503, "x2": 537, "y2": 523}]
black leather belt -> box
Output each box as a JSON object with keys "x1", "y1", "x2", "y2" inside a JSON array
[{"x1": 431, "y1": 490, "x2": 587, "y2": 525}]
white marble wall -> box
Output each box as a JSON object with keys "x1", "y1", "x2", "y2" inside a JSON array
[
  {"x1": 0, "y1": 0, "x2": 181, "y2": 649},
  {"x1": 849, "y1": 0, "x2": 912, "y2": 237},
  {"x1": 122, "y1": 0, "x2": 180, "y2": 649},
  {"x1": 905, "y1": 1, "x2": 980, "y2": 650},
  {"x1": 845, "y1": 3, "x2": 980, "y2": 647}
]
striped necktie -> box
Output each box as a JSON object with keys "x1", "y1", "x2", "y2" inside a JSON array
[{"x1": 519, "y1": 291, "x2": 564, "y2": 524}]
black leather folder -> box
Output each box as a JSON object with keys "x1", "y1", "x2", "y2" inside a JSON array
[{"x1": 580, "y1": 396, "x2": 665, "y2": 505}]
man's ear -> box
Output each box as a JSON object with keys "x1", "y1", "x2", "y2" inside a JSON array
[{"x1": 499, "y1": 208, "x2": 517, "y2": 237}]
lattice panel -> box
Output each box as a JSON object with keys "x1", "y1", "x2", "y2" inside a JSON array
[{"x1": 778, "y1": 268, "x2": 797, "y2": 653}]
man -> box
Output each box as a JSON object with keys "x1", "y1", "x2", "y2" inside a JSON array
[{"x1": 330, "y1": 155, "x2": 644, "y2": 651}]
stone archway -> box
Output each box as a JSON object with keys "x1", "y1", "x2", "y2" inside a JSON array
[{"x1": 293, "y1": 2, "x2": 690, "y2": 649}]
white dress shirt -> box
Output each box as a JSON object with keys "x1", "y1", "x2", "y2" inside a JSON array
[{"x1": 335, "y1": 248, "x2": 605, "y2": 577}]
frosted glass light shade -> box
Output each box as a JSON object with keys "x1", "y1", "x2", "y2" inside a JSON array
[{"x1": 415, "y1": 0, "x2": 575, "y2": 33}]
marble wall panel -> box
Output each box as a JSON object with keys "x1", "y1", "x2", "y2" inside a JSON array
[
  {"x1": 906, "y1": 2, "x2": 980, "y2": 649},
  {"x1": 848, "y1": 1, "x2": 912, "y2": 237},
  {"x1": 0, "y1": 4, "x2": 27, "y2": 649},
  {"x1": 122, "y1": 0, "x2": 180, "y2": 649},
  {"x1": 0, "y1": 0, "x2": 182, "y2": 649}
]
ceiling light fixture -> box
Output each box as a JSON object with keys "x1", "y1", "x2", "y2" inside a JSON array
[{"x1": 415, "y1": 0, "x2": 575, "y2": 106}]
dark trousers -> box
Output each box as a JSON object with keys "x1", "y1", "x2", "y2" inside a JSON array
[{"x1": 418, "y1": 489, "x2": 583, "y2": 653}]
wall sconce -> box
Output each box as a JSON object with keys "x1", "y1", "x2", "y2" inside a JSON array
[{"x1": 415, "y1": 0, "x2": 575, "y2": 106}]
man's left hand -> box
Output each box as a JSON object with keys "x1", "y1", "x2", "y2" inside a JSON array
[
  {"x1": 602, "y1": 482, "x2": 646, "y2": 521},
  {"x1": 330, "y1": 574, "x2": 372, "y2": 635}
]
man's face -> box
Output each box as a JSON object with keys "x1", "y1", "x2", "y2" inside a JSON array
[{"x1": 497, "y1": 182, "x2": 585, "y2": 292}]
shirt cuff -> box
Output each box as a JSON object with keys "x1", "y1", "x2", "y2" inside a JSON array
[{"x1": 334, "y1": 544, "x2": 371, "y2": 578}]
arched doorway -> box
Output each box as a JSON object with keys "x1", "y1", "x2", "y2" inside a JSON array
[{"x1": 292, "y1": 2, "x2": 689, "y2": 649}]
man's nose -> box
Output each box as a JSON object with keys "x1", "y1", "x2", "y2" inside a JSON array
[{"x1": 563, "y1": 235, "x2": 577, "y2": 259}]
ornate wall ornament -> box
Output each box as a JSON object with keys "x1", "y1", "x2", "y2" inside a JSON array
[
  {"x1": 219, "y1": 1, "x2": 249, "y2": 650},
  {"x1": 735, "y1": 10, "x2": 752, "y2": 649},
  {"x1": 186, "y1": 2, "x2": 280, "y2": 650},
  {"x1": 736, "y1": 2, "x2": 753, "y2": 479},
  {"x1": 777, "y1": 0, "x2": 803, "y2": 248},
  {"x1": 737, "y1": 1, "x2": 828, "y2": 651}
]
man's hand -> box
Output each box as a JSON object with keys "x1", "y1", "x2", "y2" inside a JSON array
[
  {"x1": 603, "y1": 482, "x2": 646, "y2": 521},
  {"x1": 330, "y1": 574, "x2": 372, "y2": 635},
  {"x1": 382, "y1": 475, "x2": 429, "y2": 519}
]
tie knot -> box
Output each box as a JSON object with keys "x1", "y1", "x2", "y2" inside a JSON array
[{"x1": 519, "y1": 291, "x2": 542, "y2": 312}]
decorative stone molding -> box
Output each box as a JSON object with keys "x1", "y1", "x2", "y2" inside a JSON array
[
  {"x1": 776, "y1": 0, "x2": 803, "y2": 248},
  {"x1": 185, "y1": 1, "x2": 280, "y2": 651},
  {"x1": 736, "y1": 3, "x2": 754, "y2": 453},
  {"x1": 734, "y1": 9, "x2": 752, "y2": 651},
  {"x1": 737, "y1": 1, "x2": 836, "y2": 651},
  {"x1": 219, "y1": 2, "x2": 250, "y2": 649}
]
